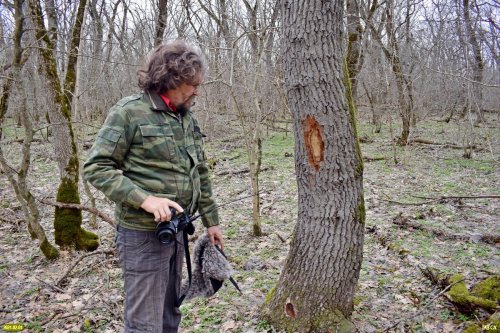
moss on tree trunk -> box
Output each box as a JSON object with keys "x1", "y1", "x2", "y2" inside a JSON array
[
  {"x1": 54, "y1": 177, "x2": 99, "y2": 251},
  {"x1": 40, "y1": 239, "x2": 60, "y2": 259}
]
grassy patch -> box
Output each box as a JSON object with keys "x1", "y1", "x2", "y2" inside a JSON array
[
  {"x1": 20, "y1": 287, "x2": 39, "y2": 297},
  {"x1": 180, "y1": 299, "x2": 226, "y2": 332}
]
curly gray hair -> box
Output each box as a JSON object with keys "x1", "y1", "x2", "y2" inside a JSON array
[{"x1": 137, "y1": 40, "x2": 206, "y2": 93}]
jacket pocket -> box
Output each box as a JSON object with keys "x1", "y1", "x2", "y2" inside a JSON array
[
  {"x1": 139, "y1": 124, "x2": 177, "y2": 161},
  {"x1": 95, "y1": 127, "x2": 122, "y2": 157}
]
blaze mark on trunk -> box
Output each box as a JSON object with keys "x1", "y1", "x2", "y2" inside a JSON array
[{"x1": 303, "y1": 115, "x2": 324, "y2": 171}]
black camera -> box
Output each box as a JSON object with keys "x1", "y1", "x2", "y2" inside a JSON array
[{"x1": 155, "y1": 208, "x2": 195, "y2": 244}]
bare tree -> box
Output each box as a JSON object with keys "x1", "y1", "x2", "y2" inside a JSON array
[
  {"x1": 197, "y1": 0, "x2": 282, "y2": 236},
  {"x1": 261, "y1": 0, "x2": 365, "y2": 331},
  {"x1": 0, "y1": 0, "x2": 59, "y2": 259},
  {"x1": 29, "y1": 0, "x2": 99, "y2": 251},
  {"x1": 364, "y1": 0, "x2": 416, "y2": 145},
  {"x1": 460, "y1": 0, "x2": 485, "y2": 124}
]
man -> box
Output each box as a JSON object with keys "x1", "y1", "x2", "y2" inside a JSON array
[{"x1": 83, "y1": 40, "x2": 223, "y2": 333}]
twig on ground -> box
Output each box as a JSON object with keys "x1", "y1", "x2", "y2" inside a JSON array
[
  {"x1": 56, "y1": 249, "x2": 115, "y2": 286},
  {"x1": 275, "y1": 232, "x2": 288, "y2": 243},
  {"x1": 38, "y1": 311, "x2": 62, "y2": 326},
  {"x1": 383, "y1": 278, "x2": 464, "y2": 332},
  {"x1": 35, "y1": 276, "x2": 66, "y2": 293}
]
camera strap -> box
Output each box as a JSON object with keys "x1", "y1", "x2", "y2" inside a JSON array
[
  {"x1": 214, "y1": 246, "x2": 242, "y2": 294},
  {"x1": 175, "y1": 229, "x2": 192, "y2": 307}
]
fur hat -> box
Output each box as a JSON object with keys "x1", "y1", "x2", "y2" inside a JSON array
[{"x1": 180, "y1": 233, "x2": 239, "y2": 301}]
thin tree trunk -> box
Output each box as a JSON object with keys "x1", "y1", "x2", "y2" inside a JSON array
[
  {"x1": 261, "y1": 0, "x2": 365, "y2": 331},
  {"x1": 0, "y1": 0, "x2": 59, "y2": 259},
  {"x1": 365, "y1": 0, "x2": 414, "y2": 145},
  {"x1": 463, "y1": 0, "x2": 485, "y2": 124},
  {"x1": 29, "y1": 0, "x2": 99, "y2": 251},
  {"x1": 346, "y1": 0, "x2": 364, "y2": 97},
  {"x1": 154, "y1": 0, "x2": 168, "y2": 46}
]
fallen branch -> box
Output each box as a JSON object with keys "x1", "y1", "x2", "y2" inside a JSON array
[
  {"x1": 363, "y1": 156, "x2": 387, "y2": 162},
  {"x1": 408, "y1": 138, "x2": 479, "y2": 150},
  {"x1": 2, "y1": 138, "x2": 43, "y2": 144},
  {"x1": 394, "y1": 216, "x2": 467, "y2": 239},
  {"x1": 421, "y1": 269, "x2": 499, "y2": 314},
  {"x1": 381, "y1": 198, "x2": 435, "y2": 206},
  {"x1": 56, "y1": 249, "x2": 115, "y2": 287},
  {"x1": 382, "y1": 194, "x2": 500, "y2": 206},
  {"x1": 38, "y1": 198, "x2": 115, "y2": 227},
  {"x1": 216, "y1": 166, "x2": 271, "y2": 176},
  {"x1": 412, "y1": 194, "x2": 500, "y2": 201},
  {"x1": 393, "y1": 214, "x2": 499, "y2": 245}
]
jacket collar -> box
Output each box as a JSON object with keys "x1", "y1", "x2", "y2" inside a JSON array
[
  {"x1": 144, "y1": 90, "x2": 193, "y2": 121},
  {"x1": 145, "y1": 90, "x2": 169, "y2": 112}
]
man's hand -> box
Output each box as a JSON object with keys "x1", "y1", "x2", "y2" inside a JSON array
[
  {"x1": 207, "y1": 225, "x2": 224, "y2": 250},
  {"x1": 140, "y1": 196, "x2": 183, "y2": 222}
]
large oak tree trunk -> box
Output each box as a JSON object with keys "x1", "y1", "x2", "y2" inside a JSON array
[{"x1": 261, "y1": 1, "x2": 365, "y2": 332}]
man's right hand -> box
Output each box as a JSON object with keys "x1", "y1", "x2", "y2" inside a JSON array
[{"x1": 140, "y1": 196, "x2": 184, "y2": 222}]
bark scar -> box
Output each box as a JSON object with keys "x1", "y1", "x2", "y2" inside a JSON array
[
  {"x1": 303, "y1": 115, "x2": 324, "y2": 171},
  {"x1": 284, "y1": 297, "x2": 297, "y2": 318}
]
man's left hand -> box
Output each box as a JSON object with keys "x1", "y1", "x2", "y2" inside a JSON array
[{"x1": 207, "y1": 225, "x2": 223, "y2": 250}]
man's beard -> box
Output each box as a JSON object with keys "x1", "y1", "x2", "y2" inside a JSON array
[
  {"x1": 177, "y1": 98, "x2": 195, "y2": 117},
  {"x1": 176, "y1": 103, "x2": 189, "y2": 117}
]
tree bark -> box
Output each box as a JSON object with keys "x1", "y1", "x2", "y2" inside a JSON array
[
  {"x1": 346, "y1": 0, "x2": 364, "y2": 97},
  {"x1": 261, "y1": 0, "x2": 365, "y2": 331},
  {"x1": 154, "y1": 0, "x2": 168, "y2": 46}
]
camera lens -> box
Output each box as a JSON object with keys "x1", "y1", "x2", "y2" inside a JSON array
[
  {"x1": 155, "y1": 224, "x2": 176, "y2": 244},
  {"x1": 157, "y1": 230, "x2": 175, "y2": 244}
]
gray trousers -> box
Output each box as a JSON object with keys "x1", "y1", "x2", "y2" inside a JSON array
[{"x1": 116, "y1": 226, "x2": 185, "y2": 333}]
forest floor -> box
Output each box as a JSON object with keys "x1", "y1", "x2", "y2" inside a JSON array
[{"x1": 0, "y1": 114, "x2": 499, "y2": 333}]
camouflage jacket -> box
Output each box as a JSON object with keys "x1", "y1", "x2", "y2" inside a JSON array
[{"x1": 83, "y1": 91, "x2": 219, "y2": 231}]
